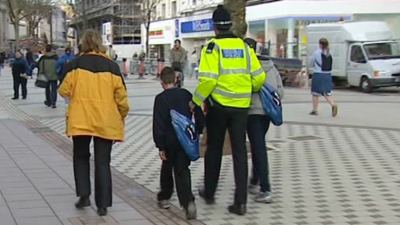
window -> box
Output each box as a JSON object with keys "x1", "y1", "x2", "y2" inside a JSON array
[
  {"x1": 171, "y1": 1, "x2": 177, "y2": 17},
  {"x1": 363, "y1": 42, "x2": 400, "y2": 60},
  {"x1": 192, "y1": 0, "x2": 197, "y2": 5},
  {"x1": 350, "y1": 46, "x2": 366, "y2": 63},
  {"x1": 161, "y1": 4, "x2": 166, "y2": 18}
]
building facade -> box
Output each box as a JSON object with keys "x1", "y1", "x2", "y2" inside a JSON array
[
  {"x1": 36, "y1": 7, "x2": 68, "y2": 47},
  {"x1": 70, "y1": 0, "x2": 142, "y2": 45},
  {"x1": 0, "y1": 2, "x2": 8, "y2": 50},
  {"x1": 144, "y1": 0, "x2": 400, "y2": 61}
]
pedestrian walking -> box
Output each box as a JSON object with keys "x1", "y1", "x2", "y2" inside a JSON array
[
  {"x1": 0, "y1": 51, "x2": 5, "y2": 76},
  {"x1": 57, "y1": 47, "x2": 75, "y2": 106},
  {"x1": 107, "y1": 45, "x2": 117, "y2": 61},
  {"x1": 189, "y1": 50, "x2": 198, "y2": 79},
  {"x1": 38, "y1": 45, "x2": 59, "y2": 108},
  {"x1": 153, "y1": 67, "x2": 205, "y2": 220},
  {"x1": 309, "y1": 38, "x2": 338, "y2": 116},
  {"x1": 58, "y1": 29, "x2": 130, "y2": 216},
  {"x1": 10, "y1": 51, "x2": 30, "y2": 100},
  {"x1": 26, "y1": 48, "x2": 34, "y2": 67},
  {"x1": 190, "y1": 5, "x2": 266, "y2": 216},
  {"x1": 244, "y1": 38, "x2": 284, "y2": 204},
  {"x1": 170, "y1": 39, "x2": 187, "y2": 85}
]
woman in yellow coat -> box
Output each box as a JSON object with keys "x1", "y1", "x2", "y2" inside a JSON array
[{"x1": 59, "y1": 29, "x2": 130, "y2": 216}]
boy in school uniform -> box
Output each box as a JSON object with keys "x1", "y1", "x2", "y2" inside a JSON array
[{"x1": 153, "y1": 67, "x2": 205, "y2": 220}]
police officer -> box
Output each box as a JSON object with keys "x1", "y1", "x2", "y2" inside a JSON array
[{"x1": 190, "y1": 5, "x2": 266, "y2": 215}]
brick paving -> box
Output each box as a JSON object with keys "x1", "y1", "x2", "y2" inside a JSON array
[
  {"x1": 1, "y1": 67, "x2": 400, "y2": 225},
  {"x1": 0, "y1": 69, "x2": 203, "y2": 225}
]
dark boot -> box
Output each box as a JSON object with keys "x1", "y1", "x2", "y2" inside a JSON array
[
  {"x1": 75, "y1": 197, "x2": 91, "y2": 209},
  {"x1": 198, "y1": 188, "x2": 215, "y2": 205},
  {"x1": 228, "y1": 204, "x2": 247, "y2": 216},
  {"x1": 97, "y1": 207, "x2": 108, "y2": 216}
]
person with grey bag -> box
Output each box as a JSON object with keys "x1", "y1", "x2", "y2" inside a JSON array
[{"x1": 37, "y1": 45, "x2": 59, "y2": 108}]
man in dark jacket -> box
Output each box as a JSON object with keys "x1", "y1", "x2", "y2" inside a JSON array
[
  {"x1": 0, "y1": 51, "x2": 5, "y2": 76},
  {"x1": 38, "y1": 45, "x2": 59, "y2": 108}
]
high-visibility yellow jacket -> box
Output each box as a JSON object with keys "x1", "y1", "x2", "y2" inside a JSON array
[{"x1": 193, "y1": 33, "x2": 266, "y2": 108}]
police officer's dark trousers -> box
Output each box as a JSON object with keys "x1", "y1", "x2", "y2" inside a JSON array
[
  {"x1": 204, "y1": 101, "x2": 249, "y2": 205},
  {"x1": 73, "y1": 136, "x2": 113, "y2": 208}
]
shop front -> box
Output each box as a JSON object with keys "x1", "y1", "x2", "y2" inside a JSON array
[
  {"x1": 245, "y1": 0, "x2": 400, "y2": 59},
  {"x1": 144, "y1": 19, "x2": 176, "y2": 59},
  {"x1": 180, "y1": 13, "x2": 214, "y2": 64}
]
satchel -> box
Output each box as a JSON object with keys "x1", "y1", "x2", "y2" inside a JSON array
[
  {"x1": 260, "y1": 83, "x2": 283, "y2": 126},
  {"x1": 170, "y1": 110, "x2": 200, "y2": 161},
  {"x1": 35, "y1": 73, "x2": 48, "y2": 88},
  {"x1": 35, "y1": 57, "x2": 48, "y2": 88}
]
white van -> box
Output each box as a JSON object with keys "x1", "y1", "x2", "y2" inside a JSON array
[{"x1": 307, "y1": 21, "x2": 400, "y2": 93}]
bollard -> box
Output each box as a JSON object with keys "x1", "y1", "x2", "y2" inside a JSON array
[
  {"x1": 139, "y1": 59, "x2": 145, "y2": 78},
  {"x1": 122, "y1": 58, "x2": 128, "y2": 78},
  {"x1": 156, "y1": 58, "x2": 165, "y2": 78}
]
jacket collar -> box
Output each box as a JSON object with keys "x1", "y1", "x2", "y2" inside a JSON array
[
  {"x1": 215, "y1": 31, "x2": 237, "y2": 39},
  {"x1": 82, "y1": 51, "x2": 109, "y2": 59}
]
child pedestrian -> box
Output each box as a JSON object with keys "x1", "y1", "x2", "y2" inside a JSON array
[{"x1": 152, "y1": 67, "x2": 205, "y2": 220}]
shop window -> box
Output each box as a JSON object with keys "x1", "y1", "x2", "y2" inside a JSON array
[
  {"x1": 161, "y1": 4, "x2": 166, "y2": 19},
  {"x1": 171, "y1": 1, "x2": 177, "y2": 17},
  {"x1": 350, "y1": 46, "x2": 366, "y2": 63}
]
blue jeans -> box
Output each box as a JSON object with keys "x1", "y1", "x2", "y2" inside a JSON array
[{"x1": 247, "y1": 115, "x2": 271, "y2": 193}]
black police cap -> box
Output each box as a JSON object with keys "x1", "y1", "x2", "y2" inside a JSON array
[{"x1": 212, "y1": 5, "x2": 232, "y2": 26}]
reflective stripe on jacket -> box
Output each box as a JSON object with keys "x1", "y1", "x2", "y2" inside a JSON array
[{"x1": 193, "y1": 33, "x2": 266, "y2": 108}]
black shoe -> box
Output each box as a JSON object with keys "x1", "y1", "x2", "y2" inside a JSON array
[
  {"x1": 198, "y1": 188, "x2": 215, "y2": 205},
  {"x1": 228, "y1": 204, "x2": 247, "y2": 216},
  {"x1": 22, "y1": 96, "x2": 27, "y2": 100},
  {"x1": 44, "y1": 101, "x2": 50, "y2": 107},
  {"x1": 11, "y1": 97, "x2": 18, "y2": 100},
  {"x1": 97, "y1": 207, "x2": 107, "y2": 216},
  {"x1": 75, "y1": 197, "x2": 90, "y2": 209},
  {"x1": 51, "y1": 105, "x2": 57, "y2": 109}
]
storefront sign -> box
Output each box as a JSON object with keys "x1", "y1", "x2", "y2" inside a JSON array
[
  {"x1": 175, "y1": 19, "x2": 180, "y2": 38},
  {"x1": 149, "y1": 29, "x2": 164, "y2": 38},
  {"x1": 102, "y1": 22, "x2": 112, "y2": 45},
  {"x1": 181, "y1": 19, "x2": 214, "y2": 33}
]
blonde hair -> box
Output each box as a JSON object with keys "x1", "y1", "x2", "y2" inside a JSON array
[{"x1": 81, "y1": 29, "x2": 106, "y2": 54}]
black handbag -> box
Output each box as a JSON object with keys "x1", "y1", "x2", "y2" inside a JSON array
[{"x1": 35, "y1": 57, "x2": 48, "y2": 88}]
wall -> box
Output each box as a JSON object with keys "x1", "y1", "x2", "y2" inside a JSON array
[
  {"x1": 8, "y1": 21, "x2": 27, "y2": 41},
  {"x1": 353, "y1": 14, "x2": 400, "y2": 40},
  {"x1": 156, "y1": 0, "x2": 183, "y2": 19},
  {"x1": 0, "y1": 5, "x2": 8, "y2": 49},
  {"x1": 113, "y1": 44, "x2": 142, "y2": 59},
  {"x1": 246, "y1": 0, "x2": 400, "y2": 22}
]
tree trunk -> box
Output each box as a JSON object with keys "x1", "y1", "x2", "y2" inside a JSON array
[
  {"x1": 224, "y1": 0, "x2": 247, "y2": 38},
  {"x1": 27, "y1": 20, "x2": 35, "y2": 37},
  {"x1": 14, "y1": 23, "x2": 20, "y2": 51},
  {"x1": 145, "y1": 22, "x2": 150, "y2": 56}
]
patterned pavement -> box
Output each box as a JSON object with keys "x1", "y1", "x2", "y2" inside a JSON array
[
  {"x1": 1, "y1": 67, "x2": 400, "y2": 224},
  {"x1": 40, "y1": 113, "x2": 400, "y2": 225}
]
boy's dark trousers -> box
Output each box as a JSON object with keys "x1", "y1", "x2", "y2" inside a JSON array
[{"x1": 157, "y1": 146, "x2": 194, "y2": 208}]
